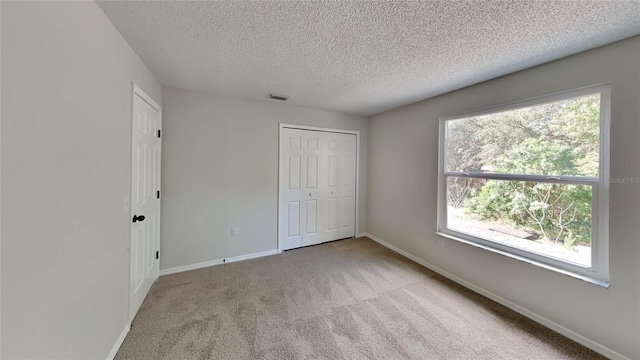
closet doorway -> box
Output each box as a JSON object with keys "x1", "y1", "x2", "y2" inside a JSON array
[{"x1": 278, "y1": 124, "x2": 359, "y2": 251}]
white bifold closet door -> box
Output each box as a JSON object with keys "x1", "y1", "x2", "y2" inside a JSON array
[{"x1": 279, "y1": 128, "x2": 356, "y2": 251}]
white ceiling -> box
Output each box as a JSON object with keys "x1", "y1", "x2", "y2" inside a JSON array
[{"x1": 97, "y1": 1, "x2": 640, "y2": 116}]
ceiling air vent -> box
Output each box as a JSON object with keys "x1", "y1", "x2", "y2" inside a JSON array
[{"x1": 269, "y1": 93, "x2": 289, "y2": 101}]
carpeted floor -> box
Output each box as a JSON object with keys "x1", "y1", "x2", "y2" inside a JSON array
[{"x1": 116, "y1": 237, "x2": 605, "y2": 360}]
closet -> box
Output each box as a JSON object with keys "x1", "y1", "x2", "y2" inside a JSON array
[{"x1": 278, "y1": 126, "x2": 357, "y2": 251}]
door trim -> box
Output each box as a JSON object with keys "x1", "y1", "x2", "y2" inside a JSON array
[
  {"x1": 277, "y1": 123, "x2": 360, "y2": 253},
  {"x1": 133, "y1": 84, "x2": 161, "y2": 111},
  {"x1": 129, "y1": 83, "x2": 162, "y2": 322}
]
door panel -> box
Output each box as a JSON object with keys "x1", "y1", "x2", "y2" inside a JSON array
[
  {"x1": 305, "y1": 200, "x2": 318, "y2": 234},
  {"x1": 287, "y1": 201, "x2": 300, "y2": 237},
  {"x1": 130, "y1": 88, "x2": 161, "y2": 322},
  {"x1": 324, "y1": 132, "x2": 341, "y2": 242},
  {"x1": 279, "y1": 129, "x2": 304, "y2": 250},
  {"x1": 306, "y1": 155, "x2": 318, "y2": 189},
  {"x1": 288, "y1": 155, "x2": 301, "y2": 189},
  {"x1": 306, "y1": 137, "x2": 319, "y2": 149},
  {"x1": 340, "y1": 196, "x2": 354, "y2": 232},
  {"x1": 301, "y1": 133, "x2": 324, "y2": 246},
  {"x1": 339, "y1": 134, "x2": 357, "y2": 238},
  {"x1": 133, "y1": 225, "x2": 144, "y2": 290},
  {"x1": 289, "y1": 135, "x2": 301, "y2": 149},
  {"x1": 341, "y1": 154, "x2": 353, "y2": 187},
  {"x1": 328, "y1": 155, "x2": 338, "y2": 187},
  {"x1": 328, "y1": 197, "x2": 338, "y2": 231}
]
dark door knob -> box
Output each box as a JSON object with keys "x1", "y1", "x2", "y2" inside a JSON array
[{"x1": 133, "y1": 215, "x2": 146, "y2": 223}]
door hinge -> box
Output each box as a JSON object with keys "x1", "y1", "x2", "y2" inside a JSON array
[
  {"x1": 156, "y1": 251, "x2": 159, "y2": 260},
  {"x1": 157, "y1": 129, "x2": 161, "y2": 138},
  {"x1": 157, "y1": 190, "x2": 160, "y2": 199}
]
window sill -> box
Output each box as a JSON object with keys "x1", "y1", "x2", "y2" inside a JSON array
[{"x1": 435, "y1": 231, "x2": 610, "y2": 288}]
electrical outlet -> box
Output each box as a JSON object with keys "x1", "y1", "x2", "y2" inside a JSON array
[{"x1": 231, "y1": 227, "x2": 239, "y2": 237}]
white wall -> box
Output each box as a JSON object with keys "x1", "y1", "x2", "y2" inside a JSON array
[
  {"x1": 367, "y1": 36, "x2": 640, "y2": 359},
  {"x1": 160, "y1": 87, "x2": 367, "y2": 270},
  {"x1": 1, "y1": 2, "x2": 161, "y2": 358}
]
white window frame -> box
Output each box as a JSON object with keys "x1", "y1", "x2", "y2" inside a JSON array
[{"x1": 437, "y1": 85, "x2": 610, "y2": 286}]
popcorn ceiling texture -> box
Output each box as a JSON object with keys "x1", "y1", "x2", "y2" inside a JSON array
[{"x1": 97, "y1": 1, "x2": 640, "y2": 116}]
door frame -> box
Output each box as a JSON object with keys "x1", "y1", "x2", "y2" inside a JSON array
[
  {"x1": 277, "y1": 123, "x2": 360, "y2": 253},
  {"x1": 128, "y1": 83, "x2": 162, "y2": 322}
]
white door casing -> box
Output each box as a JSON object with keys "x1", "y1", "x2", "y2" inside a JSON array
[
  {"x1": 278, "y1": 125, "x2": 358, "y2": 251},
  {"x1": 129, "y1": 84, "x2": 161, "y2": 321}
]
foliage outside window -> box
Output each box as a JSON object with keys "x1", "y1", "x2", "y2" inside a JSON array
[{"x1": 437, "y1": 86, "x2": 609, "y2": 285}]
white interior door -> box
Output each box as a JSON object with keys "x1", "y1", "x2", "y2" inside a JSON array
[
  {"x1": 300, "y1": 132, "x2": 326, "y2": 247},
  {"x1": 279, "y1": 127, "x2": 357, "y2": 251},
  {"x1": 339, "y1": 134, "x2": 357, "y2": 239},
  {"x1": 129, "y1": 85, "x2": 161, "y2": 321},
  {"x1": 325, "y1": 133, "x2": 341, "y2": 242},
  {"x1": 279, "y1": 129, "x2": 303, "y2": 250},
  {"x1": 279, "y1": 129, "x2": 325, "y2": 249}
]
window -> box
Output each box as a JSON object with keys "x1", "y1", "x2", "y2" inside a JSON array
[{"x1": 437, "y1": 86, "x2": 610, "y2": 285}]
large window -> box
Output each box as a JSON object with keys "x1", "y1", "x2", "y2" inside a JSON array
[{"x1": 437, "y1": 86, "x2": 610, "y2": 285}]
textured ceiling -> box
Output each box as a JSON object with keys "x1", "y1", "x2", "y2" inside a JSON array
[{"x1": 97, "y1": 1, "x2": 640, "y2": 116}]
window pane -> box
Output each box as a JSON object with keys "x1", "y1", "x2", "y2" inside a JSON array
[
  {"x1": 446, "y1": 177, "x2": 592, "y2": 267},
  {"x1": 445, "y1": 94, "x2": 600, "y2": 177}
]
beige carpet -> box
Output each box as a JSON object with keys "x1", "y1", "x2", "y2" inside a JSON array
[{"x1": 116, "y1": 237, "x2": 605, "y2": 360}]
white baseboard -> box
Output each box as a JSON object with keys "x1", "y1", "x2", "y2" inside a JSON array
[
  {"x1": 106, "y1": 323, "x2": 130, "y2": 360},
  {"x1": 363, "y1": 232, "x2": 630, "y2": 360},
  {"x1": 356, "y1": 232, "x2": 367, "y2": 238},
  {"x1": 159, "y1": 249, "x2": 279, "y2": 276}
]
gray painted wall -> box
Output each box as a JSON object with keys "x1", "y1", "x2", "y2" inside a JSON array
[
  {"x1": 1, "y1": 2, "x2": 161, "y2": 358},
  {"x1": 160, "y1": 87, "x2": 368, "y2": 271},
  {"x1": 367, "y1": 36, "x2": 640, "y2": 359}
]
